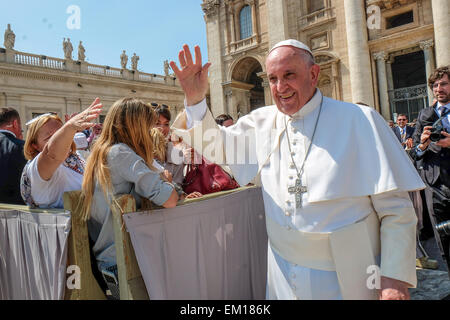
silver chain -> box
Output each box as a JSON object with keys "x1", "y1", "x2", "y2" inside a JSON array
[{"x1": 284, "y1": 95, "x2": 324, "y2": 179}]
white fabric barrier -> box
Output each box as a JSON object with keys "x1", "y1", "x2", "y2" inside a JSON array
[
  {"x1": 0, "y1": 209, "x2": 71, "y2": 300},
  {"x1": 124, "y1": 187, "x2": 268, "y2": 300}
]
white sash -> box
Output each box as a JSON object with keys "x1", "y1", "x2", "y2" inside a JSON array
[{"x1": 265, "y1": 211, "x2": 381, "y2": 300}]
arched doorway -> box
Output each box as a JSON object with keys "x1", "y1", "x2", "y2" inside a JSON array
[
  {"x1": 224, "y1": 57, "x2": 265, "y2": 119},
  {"x1": 248, "y1": 68, "x2": 265, "y2": 111}
]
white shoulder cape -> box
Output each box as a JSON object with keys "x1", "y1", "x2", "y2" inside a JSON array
[{"x1": 172, "y1": 96, "x2": 425, "y2": 203}]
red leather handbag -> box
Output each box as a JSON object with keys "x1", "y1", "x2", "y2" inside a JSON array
[{"x1": 182, "y1": 157, "x2": 239, "y2": 195}]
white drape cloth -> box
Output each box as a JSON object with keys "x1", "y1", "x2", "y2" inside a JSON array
[
  {"x1": 123, "y1": 187, "x2": 268, "y2": 300},
  {"x1": 0, "y1": 209, "x2": 71, "y2": 300}
]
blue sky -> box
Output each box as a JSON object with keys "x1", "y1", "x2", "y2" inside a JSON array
[{"x1": 0, "y1": 0, "x2": 207, "y2": 75}]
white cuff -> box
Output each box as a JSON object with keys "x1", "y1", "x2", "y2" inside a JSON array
[
  {"x1": 415, "y1": 145, "x2": 426, "y2": 157},
  {"x1": 185, "y1": 98, "x2": 208, "y2": 129}
]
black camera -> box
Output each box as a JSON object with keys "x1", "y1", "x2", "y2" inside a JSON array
[
  {"x1": 429, "y1": 112, "x2": 449, "y2": 142},
  {"x1": 436, "y1": 220, "x2": 450, "y2": 237}
]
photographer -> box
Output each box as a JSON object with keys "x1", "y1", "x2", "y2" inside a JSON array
[{"x1": 411, "y1": 66, "x2": 450, "y2": 273}]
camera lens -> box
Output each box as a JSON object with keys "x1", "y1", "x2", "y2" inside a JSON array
[
  {"x1": 436, "y1": 220, "x2": 450, "y2": 237},
  {"x1": 430, "y1": 131, "x2": 442, "y2": 142}
]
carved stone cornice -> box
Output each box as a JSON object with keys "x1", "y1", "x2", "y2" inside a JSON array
[
  {"x1": 0, "y1": 68, "x2": 67, "y2": 82},
  {"x1": 366, "y1": 0, "x2": 411, "y2": 10},
  {"x1": 202, "y1": 0, "x2": 220, "y2": 17},
  {"x1": 419, "y1": 39, "x2": 434, "y2": 51}
]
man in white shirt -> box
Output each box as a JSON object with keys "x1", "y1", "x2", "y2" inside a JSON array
[{"x1": 169, "y1": 41, "x2": 425, "y2": 300}]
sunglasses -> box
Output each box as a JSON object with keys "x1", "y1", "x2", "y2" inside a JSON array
[
  {"x1": 25, "y1": 112, "x2": 58, "y2": 126},
  {"x1": 151, "y1": 102, "x2": 169, "y2": 109}
]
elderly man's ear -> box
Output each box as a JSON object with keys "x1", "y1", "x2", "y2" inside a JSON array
[{"x1": 310, "y1": 64, "x2": 321, "y2": 87}]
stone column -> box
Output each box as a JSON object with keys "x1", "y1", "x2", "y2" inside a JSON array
[
  {"x1": 0, "y1": 93, "x2": 5, "y2": 108},
  {"x1": 257, "y1": 71, "x2": 272, "y2": 106},
  {"x1": 224, "y1": 87, "x2": 233, "y2": 116},
  {"x1": 431, "y1": 0, "x2": 450, "y2": 67},
  {"x1": 373, "y1": 52, "x2": 390, "y2": 119},
  {"x1": 65, "y1": 98, "x2": 81, "y2": 116},
  {"x1": 245, "y1": 91, "x2": 252, "y2": 115},
  {"x1": 228, "y1": 6, "x2": 236, "y2": 44},
  {"x1": 202, "y1": 0, "x2": 226, "y2": 116},
  {"x1": 331, "y1": 62, "x2": 342, "y2": 100},
  {"x1": 248, "y1": 0, "x2": 257, "y2": 37},
  {"x1": 419, "y1": 39, "x2": 436, "y2": 103},
  {"x1": 343, "y1": 0, "x2": 375, "y2": 106},
  {"x1": 267, "y1": 0, "x2": 289, "y2": 48},
  {"x1": 5, "y1": 94, "x2": 25, "y2": 132},
  {"x1": 386, "y1": 59, "x2": 394, "y2": 92},
  {"x1": 386, "y1": 58, "x2": 394, "y2": 109}
]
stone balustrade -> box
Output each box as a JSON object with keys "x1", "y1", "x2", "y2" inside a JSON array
[
  {"x1": 13, "y1": 51, "x2": 65, "y2": 70},
  {"x1": 0, "y1": 48, "x2": 178, "y2": 86},
  {"x1": 299, "y1": 6, "x2": 335, "y2": 28},
  {"x1": 229, "y1": 34, "x2": 259, "y2": 55}
]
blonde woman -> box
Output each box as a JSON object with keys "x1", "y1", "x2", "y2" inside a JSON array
[
  {"x1": 150, "y1": 127, "x2": 202, "y2": 199},
  {"x1": 81, "y1": 98, "x2": 179, "y2": 296},
  {"x1": 20, "y1": 98, "x2": 102, "y2": 208},
  {"x1": 152, "y1": 103, "x2": 191, "y2": 185}
]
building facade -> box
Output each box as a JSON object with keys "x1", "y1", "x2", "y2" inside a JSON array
[
  {"x1": 0, "y1": 37, "x2": 185, "y2": 133},
  {"x1": 201, "y1": 0, "x2": 450, "y2": 122}
]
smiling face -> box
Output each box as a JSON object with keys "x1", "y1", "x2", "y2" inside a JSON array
[
  {"x1": 266, "y1": 46, "x2": 320, "y2": 116},
  {"x1": 156, "y1": 114, "x2": 170, "y2": 137},
  {"x1": 396, "y1": 115, "x2": 408, "y2": 128},
  {"x1": 32, "y1": 119, "x2": 63, "y2": 153}
]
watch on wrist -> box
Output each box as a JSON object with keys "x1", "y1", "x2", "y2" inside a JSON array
[{"x1": 173, "y1": 182, "x2": 185, "y2": 197}]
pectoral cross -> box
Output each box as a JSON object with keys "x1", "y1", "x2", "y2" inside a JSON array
[{"x1": 288, "y1": 177, "x2": 308, "y2": 208}]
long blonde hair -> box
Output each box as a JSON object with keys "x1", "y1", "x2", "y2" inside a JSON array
[
  {"x1": 81, "y1": 97, "x2": 158, "y2": 220},
  {"x1": 23, "y1": 114, "x2": 76, "y2": 160},
  {"x1": 150, "y1": 127, "x2": 167, "y2": 162}
]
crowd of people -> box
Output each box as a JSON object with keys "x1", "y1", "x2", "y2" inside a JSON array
[
  {"x1": 0, "y1": 39, "x2": 449, "y2": 300},
  {"x1": 0, "y1": 94, "x2": 237, "y2": 298}
]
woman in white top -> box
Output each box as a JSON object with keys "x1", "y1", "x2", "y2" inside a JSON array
[{"x1": 20, "y1": 98, "x2": 103, "y2": 208}]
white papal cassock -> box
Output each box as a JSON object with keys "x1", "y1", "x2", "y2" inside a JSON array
[{"x1": 171, "y1": 89, "x2": 425, "y2": 300}]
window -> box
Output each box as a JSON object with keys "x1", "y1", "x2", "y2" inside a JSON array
[
  {"x1": 386, "y1": 11, "x2": 413, "y2": 29},
  {"x1": 308, "y1": 0, "x2": 325, "y2": 13},
  {"x1": 32, "y1": 112, "x2": 46, "y2": 118},
  {"x1": 239, "y1": 5, "x2": 252, "y2": 40}
]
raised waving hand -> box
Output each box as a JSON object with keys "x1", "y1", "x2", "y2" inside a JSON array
[{"x1": 170, "y1": 45, "x2": 211, "y2": 106}]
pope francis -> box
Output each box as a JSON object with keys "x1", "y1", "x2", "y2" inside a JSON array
[{"x1": 169, "y1": 40, "x2": 425, "y2": 300}]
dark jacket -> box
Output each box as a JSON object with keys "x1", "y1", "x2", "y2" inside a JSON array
[
  {"x1": 392, "y1": 125, "x2": 415, "y2": 144},
  {"x1": 411, "y1": 104, "x2": 450, "y2": 188},
  {"x1": 0, "y1": 131, "x2": 27, "y2": 204}
]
